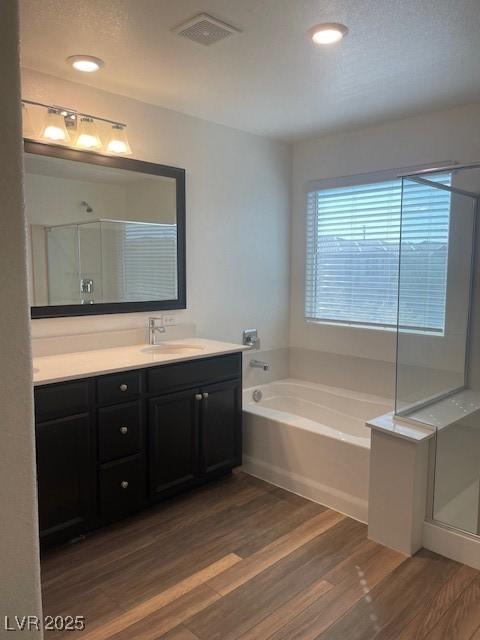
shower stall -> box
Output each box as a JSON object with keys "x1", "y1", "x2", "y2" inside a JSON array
[
  {"x1": 395, "y1": 163, "x2": 480, "y2": 538},
  {"x1": 44, "y1": 219, "x2": 177, "y2": 305}
]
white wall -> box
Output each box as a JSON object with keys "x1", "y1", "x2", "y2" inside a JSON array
[
  {"x1": 0, "y1": 1, "x2": 43, "y2": 633},
  {"x1": 25, "y1": 173, "x2": 128, "y2": 226},
  {"x1": 291, "y1": 103, "x2": 480, "y2": 397},
  {"x1": 125, "y1": 178, "x2": 176, "y2": 224},
  {"x1": 25, "y1": 171, "x2": 176, "y2": 226},
  {"x1": 22, "y1": 68, "x2": 291, "y2": 358}
]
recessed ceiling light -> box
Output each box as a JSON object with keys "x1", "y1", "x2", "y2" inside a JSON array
[
  {"x1": 67, "y1": 55, "x2": 105, "y2": 72},
  {"x1": 309, "y1": 23, "x2": 348, "y2": 45}
]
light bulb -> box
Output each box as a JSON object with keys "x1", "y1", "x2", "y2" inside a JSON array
[
  {"x1": 309, "y1": 23, "x2": 348, "y2": 45},
  {"x1": 75, "y1": 117, "x2": 102, "y2": 149},
  {"x1": 106, "y1": 124, "x2": 132, "y2": 154},
  {"x1": 67, "y1": 55, "x2": 104, "y2": 73},
  {"x1": 41, "y1": 108, "x2": 70, "y2": 142}
]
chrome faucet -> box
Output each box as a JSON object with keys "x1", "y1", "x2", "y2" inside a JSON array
[
  {"x1": 148, "y1": 317, "x2": 166, "y2": 345},
  {"x1": 250, "y1": 359, "x2": 270, "y2": 371}
]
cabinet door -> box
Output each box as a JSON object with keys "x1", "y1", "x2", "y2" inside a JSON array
[
  {"x1": 201, "y1": 379, "x2": 242, "y2": 475},
  {"x1": 148, "y1": 389, "x2": 200, "y2": 498},
  {"x1": 36, "y1": 414, "x2": 95, "y2": 545}
]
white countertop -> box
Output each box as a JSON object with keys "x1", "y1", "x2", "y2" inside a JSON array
[
  {"x1": 33, "y1": 338, "x2": 248, "y2": 386},
  {"x1": 366, "y1": 411, "x2": 436, "y2": 442},
  {"x1": 403, "y1": 389, "x2": 480, "y2": 430}
]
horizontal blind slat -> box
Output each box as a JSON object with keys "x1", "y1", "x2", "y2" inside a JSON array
[{"x1": 305, "y1": 175, "x2": 451, "y2": 331}]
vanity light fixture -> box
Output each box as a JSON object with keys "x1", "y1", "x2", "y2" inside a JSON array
[
  {"x1": 105, "y1": 124, "x2": 132, "y2": 155},
  {"x1": 309, "y1": 23, "x2": 348, "y2": 45},
  {"x1": 21, "y1": 102, "x2": 35, "y2": 138},
  {"x1": 22, "y1": 99, "x2": 132, "y2": 155},
  {"x1": 75, "y1": 116, "x2": 102, "y2": 150},
  {"x1": 41, "y1": 107, "x2": 71, "y2": 142},
  {"x1": 67, "y1": 55, "x2": 104, "y2": 73}
]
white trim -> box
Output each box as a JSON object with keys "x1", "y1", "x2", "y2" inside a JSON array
[
  {"x1": 423, "y1": 520, "x2": 480, "y2": 570},
  {"x1": 241, "y1": 455, "x2": 368, "y2": 524},
  {"x1": 305, "y1": 161, "x2": 454, "y2": 193}
]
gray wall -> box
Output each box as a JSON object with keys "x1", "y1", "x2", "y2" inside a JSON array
[{"x1": 0, "y1": 0, "x2": 43, "y2": 633}]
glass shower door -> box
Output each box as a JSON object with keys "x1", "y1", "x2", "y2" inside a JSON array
[{"x1": 395, "y1": 171, "x2": 479, "y2": 536}]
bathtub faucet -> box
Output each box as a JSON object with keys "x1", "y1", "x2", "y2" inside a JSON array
[{"x1": 250, "y1": 359, "x2": 270, "y2": 371}]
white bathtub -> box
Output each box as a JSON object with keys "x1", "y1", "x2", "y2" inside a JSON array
[{"x1": 242, "y1": 379, "x2": 391, "y2": 522}]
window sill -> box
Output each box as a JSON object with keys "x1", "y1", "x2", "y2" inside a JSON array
[
  {"x1": 305, "y1": 319, "x2": 396, "y2": 333},
  {"x1": 305, "y1": 319, "x2": 445, "y2": 337}
]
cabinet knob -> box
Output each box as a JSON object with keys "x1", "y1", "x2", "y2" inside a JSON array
[
  {"x1": 120, "y1": 426, "x2": 128, "y2": 435},
  {"x1": 195, "y1": 393, "x2": 202, "y2": 401},
  {"x1": 120, "y1": 480, "x2": 129, "y2": 489},
  {"x1": 202, "y1": 392, "x2": 209, "y2": 399},
  {"x1": 119, "y1": 383, "x2": 128, "y2": 392}
]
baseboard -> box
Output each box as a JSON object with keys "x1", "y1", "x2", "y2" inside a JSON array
[
  {"x1": 241, "y1": 455, "x2": 368, "y2": 523},
  {"x1": 423, "y1": 520, "x2": 480, "y2": 569}
]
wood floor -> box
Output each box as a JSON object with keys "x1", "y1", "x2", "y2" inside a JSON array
[{"x1": 41, "y1": 471, "x2": 480, "y2": 640}]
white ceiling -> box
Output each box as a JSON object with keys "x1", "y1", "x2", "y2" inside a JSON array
[{"x1": 19, "y1": 0, "x2": 480, "y2": 141}]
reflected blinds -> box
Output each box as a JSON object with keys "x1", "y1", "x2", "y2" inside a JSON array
[{"x1": 123, "y1": 223, "x2": 177, "y2": 301}]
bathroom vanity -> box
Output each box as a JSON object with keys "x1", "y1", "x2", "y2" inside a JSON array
[
  {"x1": 24, "y1": 142, "x2": 248, "y2": 547},
  {"x1": 33, "y1": 340, "x2": 244, "y2": 547}
]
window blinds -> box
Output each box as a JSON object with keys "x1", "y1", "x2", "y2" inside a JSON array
[
  {"x1": 305, "y1": 175, "x2": 451, "y2": 331},
  {"x1": 123, "y1": 223, "x2": 177, "y2": 301}
]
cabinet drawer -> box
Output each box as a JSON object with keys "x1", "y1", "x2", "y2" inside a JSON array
[
  {"x1": 147, "y1": 353, "x2": 241, "y2": 394},
  {"x1": 98, "y1": 402, "x2": 141, "y2": 463},
  {"x1": 35, "y1": 380, "x2": 90, "y2": 422},
  {"x1": 97, "y1": 370, "x2": 140, "y2": 405},
  {"x1": 99, "y1": 455, "x2": 143, "y2": 521}
]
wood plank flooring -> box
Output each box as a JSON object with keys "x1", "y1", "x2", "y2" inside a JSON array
[{"x1": 41, "y1": 471, "x2": 480, "y2": 639}]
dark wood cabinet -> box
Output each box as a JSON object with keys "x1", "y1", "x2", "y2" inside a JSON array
[
  {"x1": 34, "y1": 352, "x2": 242, "y2": 547},
  {"x1": 201, "y1": 380, "x2": 242, "y2": 475},
  {"x1": 99, "y1": 454, "x2": 144, "y2": 522},
  {"x1": 149, "y1": 389, "x2": 200, "y2": 498},
  {"x1": 98, "y1": 402, "x2": 142, "y2": 463},
  {"x1": 35, "y1": 380, "x2": 89, "y2": 422},
  {"x1": 36, "y1": 413, "x2": 95, "y2": 545}
]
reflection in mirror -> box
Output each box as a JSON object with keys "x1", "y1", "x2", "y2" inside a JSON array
[
  {"x1": 42, "y1": 219, "x2": 177, "y2": 305},
  {"x1": 24, "y1": 150, "x2": 182, "y2": 310}
]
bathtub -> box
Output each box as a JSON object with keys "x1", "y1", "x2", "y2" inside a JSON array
[{"x1": 242, "y1": 379, "x2": 391, "y2": 522}]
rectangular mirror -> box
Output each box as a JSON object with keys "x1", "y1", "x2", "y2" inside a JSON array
[{"x1": 25, "y1": 141, "x2": 186, "y2": 318}]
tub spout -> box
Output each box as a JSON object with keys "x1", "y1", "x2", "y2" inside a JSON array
[{"x1": 250, "y1": 359, "x2": 269, "y2": 371}]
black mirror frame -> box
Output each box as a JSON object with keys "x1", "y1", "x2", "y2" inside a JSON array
[{"x1": 25, "y1": 140, "x2": 186, "y2": 319}]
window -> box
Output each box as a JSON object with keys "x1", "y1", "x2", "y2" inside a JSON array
[{"x1": 305, "y1": 174, "x2": 451, "y2": 332}]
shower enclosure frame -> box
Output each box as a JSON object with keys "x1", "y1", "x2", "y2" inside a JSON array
[
  {"x1": 394, "y1": 163, "x2": 480, "y2": 419},
  {"x1": 395, "y1": 162, "x2": 480, "y2": 538}
]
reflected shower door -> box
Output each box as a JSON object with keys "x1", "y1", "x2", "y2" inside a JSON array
[{"x1": 46, "y1": 225, "x2": 81, "y2": 305}]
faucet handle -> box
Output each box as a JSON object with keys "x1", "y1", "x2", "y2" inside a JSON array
[
  {"x1": 243, "y1": 329, "x2": 259, "y2": 349},
  {"x1": 148, "y1": 316, "x2": 166, "y2": 345}
]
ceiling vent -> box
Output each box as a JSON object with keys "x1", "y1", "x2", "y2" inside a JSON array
[{"x1": 172, "y1": 13, "x2": 240, "y2": 46}]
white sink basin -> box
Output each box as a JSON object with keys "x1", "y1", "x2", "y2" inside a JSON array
[{"x1": 141, "y1": 343, "x2": 204, "y2": 355}]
